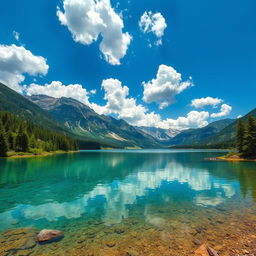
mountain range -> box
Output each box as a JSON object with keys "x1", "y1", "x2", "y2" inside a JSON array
[
  {"x1": 1, "y1": 82, "x2": 255, "y2": 149},
  {"x1": 27, "y1": 94, "x2": 160, "y2": 148}
]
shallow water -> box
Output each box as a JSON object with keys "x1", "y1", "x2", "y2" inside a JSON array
[{"x1": 0, "y1": 149, "x2": 256, "y2": 255}]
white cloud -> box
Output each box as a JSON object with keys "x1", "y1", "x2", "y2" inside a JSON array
[
  {"x1": 211, "y1": 104, "x2": 232, "y2": 118},
  {"x1": 26, "y1": 81, "x2": 90, "y2": 105},
  {"x1": 237, "y1": 115, "x2": 242, "y2": 119},
  {"x1": 57, "y1": 0, "x2": 132, "y2": 65},
  {"x1": 158, "y1": 111, "x2": 209, "y2": 130},
  {"x1": 0, "y1": 44, "x2": 49, "y2": 92},
  {"x1": 139, "y1": 11, "x2": 167, "y2": 45},
  {"x1": 90, "y1": 78, "x2": 161, "y2": 126},
  {"x1": 142, "y1": 64, "x2": 193, "y2": 109},
  {"x1": 13, "y1": 31, "x2": 20, "y2": 41},
  {"x1": 25, "y1": 77, "x2": 211, "y2": 130},
  {"x1": 88, "y1": 78, "x2": 209, "y2": 130},
  {"x1": 191, "y1": 97, "x2": 223, "y2": 108}
]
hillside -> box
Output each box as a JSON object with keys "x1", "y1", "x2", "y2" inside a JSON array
[
  {"x1": 0, "y1": 83, "x2": 100, "y2": 149},
  {"x1": 0, "y1": 83, "x2": 68, "y2": 133},
  {"x1": 169, "y1": 119, "x2": 235, "y2": 146},
  {"x1": 27, "y1": 95, "x2": 161, "y2": 148},
  {"x1": 200, "y1": 108, "x2": 256, "y2": 147}
]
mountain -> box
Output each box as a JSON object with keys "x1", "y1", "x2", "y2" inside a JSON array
[
  {"x1": 0, "y1": 83, "x2": 68, "y2": 133},
  {"x1": 0, "y1": 83, "x2": 101, "y2": 149},
  {"x1": 135, "y1": 126, "x2": 180, "y2": 142},
  {"x1": 200, "y1": 108, "x2": 256, "y2": 147},
  {"x1": 169, "y1": 119, "x2": 235, "y2": 146},
  {"x1": 27, "y1": 95, "x2": 161, "y2": 148}
]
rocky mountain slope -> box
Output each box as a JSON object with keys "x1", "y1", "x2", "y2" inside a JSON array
[{"x1": 27, "y1": 95, "x2": 161, "y2": 148}]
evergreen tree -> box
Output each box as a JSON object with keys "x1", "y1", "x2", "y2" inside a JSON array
[
  {"x1": 0, "y1": 120, "x2": 8, "y2": 157},
  {"x1": 0, "y1": 110, "x2": 78, "y2": 155},
  {"x1": 236, "y1": 119, "x2": 245, "y2": 154},
  {"x1": 15, "y1": 125, "x2": 29, "y2": 152},
  {"x1": 29, "y1": 135, "x2": 37, "y2": 148},
  {"x1": 246, "y1": 116, "x2": 256, "y2": 157}
]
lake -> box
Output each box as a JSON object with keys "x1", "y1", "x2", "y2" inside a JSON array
[{"x1": 0, "y1": 149, "x2": 256, "y2": 255}]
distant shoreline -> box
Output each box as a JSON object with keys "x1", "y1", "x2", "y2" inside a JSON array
[
  {"x1": 206, "y1": 156, "x2": 256, "y2": 162},
  {"x1": 1, "y1": 150, "x2": 78, "y2": 159}
]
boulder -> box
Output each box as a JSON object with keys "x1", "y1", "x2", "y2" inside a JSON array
[{"x1": 37, "y1": 229, "x2": 63, "y2": 243}]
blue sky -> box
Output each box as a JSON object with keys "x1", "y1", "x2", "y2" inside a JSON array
[{"x1": 0, "y1": 0, "x2": 255, "y2": 129}]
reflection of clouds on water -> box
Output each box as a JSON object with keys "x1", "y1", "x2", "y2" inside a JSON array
[{"x1": 0, "y1": 160, "x2": 237, "y2": 229}]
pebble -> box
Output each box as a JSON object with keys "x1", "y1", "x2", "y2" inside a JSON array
[
  {"x1": 193, "y1": 239, "x2": 202, "y2": 246},
  {"x1": 105, "y1": 240, "x2": 116, "y2": 247}
]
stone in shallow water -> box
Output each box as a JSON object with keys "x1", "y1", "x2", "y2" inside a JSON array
[
  {"x1": 16, "y1": 249, "x2": 33, "y2": 256},
  {"x1": 207, "y1": 246, "x2": 219, "y2": 256},
  {"x1": 105, "y1": 239, "x2": 116, "y2": 247},
  {"x1": 37, "y1": 229, "x2": 64, "y2": 243},
  {"x1": 193, "y1": 239, "x2": 202, "y2": 245},
  {"x1": 0, "y1": 228, "x2": 37, "y2": 255},
  {"x1": 126, "y1": 250, "x2": 139, "y2": 256},
  {"x1": 194, "y1": 244, "x2": 209, "y2": 256}
]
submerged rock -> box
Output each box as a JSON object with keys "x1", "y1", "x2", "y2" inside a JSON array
[
  {"x1": 194, "y1": 244, "x2": 209, "y2": 256},
  {"x1": 0, "y1": 228, "x2": 37, "y2": 256},
  {"x1": 194, "y1": 244, "x2": 219, "y2": 256},
  {"x1": 37, "y1": 229, "x2": 63, "y2": 243},
  {"x1": 193, "y1": 239, "x2": 202, "y2": 245},
  {"x1": 207, "y1": 246, "x2": 219, "y2": 256},
  {"x1": 127, "y1": 250, "x2": 139, "y2": 256}
]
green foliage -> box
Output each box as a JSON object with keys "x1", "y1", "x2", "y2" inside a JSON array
[
  {"x1": 236, "y1": 115, "x2": 256, "y2": 158},
  {"x1": 15, "y1": 125, "x2": 29, "y2": 152},
  {"x1": 0, "y1": 120, "x2": 8, "y2": 157},
  {"x1": 0, "y1": 111, "x2": 78, "y2": 155},
  {"x1": 236, "y1": 119, "x2": 245, "y2": 153}
]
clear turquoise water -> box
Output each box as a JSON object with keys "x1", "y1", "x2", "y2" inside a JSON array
[{"x1": 0, "y1": 150, "x2": 256, "y2": 255}]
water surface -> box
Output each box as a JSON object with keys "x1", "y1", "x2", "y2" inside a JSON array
[{"x1": 0, "y1": 150, "x2": 256, "y2": 255}]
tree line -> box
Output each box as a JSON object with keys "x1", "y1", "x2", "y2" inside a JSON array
[
  {"x1": 0, "y1": 111, "x2": 78, "y2": 157},
  {"x1": 236, "y1": 115, "x2": 256, "y2": 158}
]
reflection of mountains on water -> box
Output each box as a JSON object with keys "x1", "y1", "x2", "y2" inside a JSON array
[{"x1": 0, "y1": 151, "x2": 255, "y2": 230}]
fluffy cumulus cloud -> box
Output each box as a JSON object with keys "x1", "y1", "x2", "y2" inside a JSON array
[
  {"x1": 26, "y1": 81, "x2": 91, "y2": 105},
  {"x1": 159, "y1": 111, "x2": 209, "y2": 130},
  {"x1": 90, "y1": 78, "x2": 161, "y2": 126},
  {"x1": 139, "y1": 11, "x2": 167, "y2": 45},
  {"x1": 191, "y1": 97, "x2": 223, "y2": 108},
  {"x1": 57, "y1": 0, "x2": 132, "y2": 65},
  {"x1": 0, "y1": 44, "x2": 49, "y2": 92},
  {"x1": 25, "y1": 77, "x2": 212, "y2": 130},
  {"x1": 211, "y1": 104, "x2": 232, "y2": 118},
  {"x1": 142, "y1": 65, "x2": 193, "y2": 109},
  {"x1": 87, "y1": 78, "x2": 209, "y2": 130}
]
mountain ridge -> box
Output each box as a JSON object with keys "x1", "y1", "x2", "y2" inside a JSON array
[
  {"x1": 27, "y1": 94, "x2": 161, "y2": 148},
  {"x1": 169, "y1": 118, "x2": 235, "y2": 146}
]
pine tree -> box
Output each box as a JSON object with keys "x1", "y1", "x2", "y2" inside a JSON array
[
  {"x1": 0, "y1": 120, "x2": 8, "y2": 157},
  {"x1": 29, "y1": 135, "x2": 37, "y2": 149},
  {"x1": 246, "y1": 116, "x2": 256, "y2": 157},
  {"x1": 236, "y1": 119, "x2": 245, "y2": 154},
  {"x1": 15, "y1": 125, "x2": 29, "y2": 152}
]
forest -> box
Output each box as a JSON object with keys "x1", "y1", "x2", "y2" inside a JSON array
[
  {"x1": 0, "y1": 111, "x2": 78, "y2": 157},
  {"x1": 236, "y1": 115, "x2": 256, "y2": 158}
]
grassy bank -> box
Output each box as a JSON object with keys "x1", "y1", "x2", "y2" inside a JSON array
[
  {"x1": 3, "y1": 150, "x2": 78, "y2": 159},
  {"x1": 208, "y1": 152, "x2": 256, "y2": 162}
]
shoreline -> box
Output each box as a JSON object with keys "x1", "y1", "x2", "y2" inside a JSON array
[
  {"x1": 206, "y1": 156, "x2": 256, "y2": 162},
  {"x1": 1, "y1": 150, "x2": 78, "y2": 159}
]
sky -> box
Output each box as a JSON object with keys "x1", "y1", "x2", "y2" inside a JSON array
[{"x1": 0, "y1": 0, "x2": 255, "y2": 130}]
